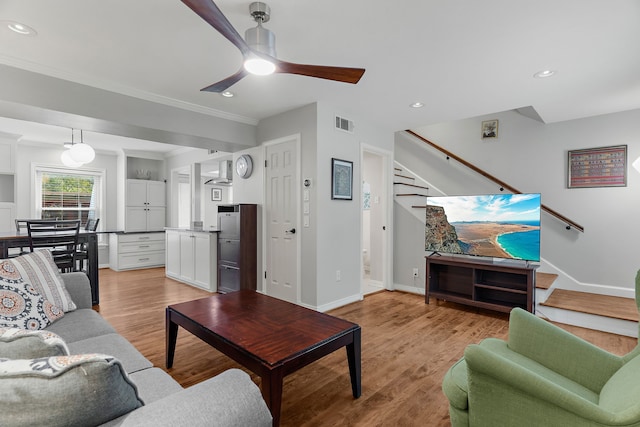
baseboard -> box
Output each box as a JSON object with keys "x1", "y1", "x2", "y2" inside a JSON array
[
  {"x1": 314, "y1": 294, "x2": 364, "y2": 313},
  {"x1": 393, "y1": 283, "x2": 425, "y2": 295}
]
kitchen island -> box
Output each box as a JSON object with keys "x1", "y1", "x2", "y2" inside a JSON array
[{"x1": 165, "y1": 228, "x2": 219, "y2": 292}]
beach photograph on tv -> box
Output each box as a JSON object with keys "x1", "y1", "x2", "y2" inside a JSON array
[{"x1": 425, "y1": 193, "x2": 541, "y2": 262}]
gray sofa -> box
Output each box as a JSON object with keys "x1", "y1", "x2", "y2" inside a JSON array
[{"x1": 46, "y1": 272, "x2": 272, "y2": 426}]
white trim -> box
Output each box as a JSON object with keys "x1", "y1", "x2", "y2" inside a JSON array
[
  {"x1": 360, "y1": 143, "x2": 394, "y2": 293},
  {"x1": 314, "y1": 293, "x2": 363, "y2": 313}
]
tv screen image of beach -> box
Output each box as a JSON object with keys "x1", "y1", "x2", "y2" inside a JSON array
[{"x1": 425, "y1": 193, "x2": 541, "y2": 262}]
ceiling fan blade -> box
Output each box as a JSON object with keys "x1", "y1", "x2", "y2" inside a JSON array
[
  {"x1": 181, "y1": 0, "x2": 251, "y2": 56},
  {"x1": 200, "y1": 68, "x2": 249, "y2": 92},
  {"x1": 275, "y1": 60, "x2": 365, "y2": 84}
]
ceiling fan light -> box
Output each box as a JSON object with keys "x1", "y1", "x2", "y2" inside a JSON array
[
  {"x1": 61, "y1": 149, "x2": 84, "y2": 167},
  {"x1": 69, "y1": 142, "x2": 95, "y2": 164},
  {"x1": 244, "y1": 57, "x2": 276, "y2": 76}
]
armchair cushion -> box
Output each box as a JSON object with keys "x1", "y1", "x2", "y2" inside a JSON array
[
  {"x1": 600, "y1": 354, "x2": 640, "y2": 413},
  {"x1": 0, "y1": 354, "x2": 143, "y2": 427},
  {"x1": 0, "y1": 328, "x2": 69, "y2": 359}
]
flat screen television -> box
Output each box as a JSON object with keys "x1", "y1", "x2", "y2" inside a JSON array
[{"x1": 425, "y1": 193, "x2": 541, "y2": 262}]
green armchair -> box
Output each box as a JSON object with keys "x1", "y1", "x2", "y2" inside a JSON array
[{"x1": 443, "y1": 272, "x2": 640, "y2": 426}]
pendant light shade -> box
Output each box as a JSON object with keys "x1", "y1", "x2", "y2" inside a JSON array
[
  {"x1": 69, "y1": 142, "x2": 95, "y2": 163},
  {"x1": 60, "y1": 149, "x2": 84, "y2": 167},
  {"x1": 68, "y1": 129, "x2": 95, "y2": 164}
]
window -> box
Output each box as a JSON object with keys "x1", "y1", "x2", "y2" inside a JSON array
[{"x1": 34, "y1": 166, "x2": 104, "y2": 228}]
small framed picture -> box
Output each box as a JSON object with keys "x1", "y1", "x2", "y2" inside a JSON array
[
  {"x1": 211, "y1": 188, "x2": 222, "y2": 201},
  {"x1": 481, "y1": 119, "x2": 499, "y2": 139},
  {"x1": 331, "y1": 158, "x2": 353, "y2": 200}
]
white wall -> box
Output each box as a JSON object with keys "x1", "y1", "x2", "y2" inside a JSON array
[
  {"x1": 257, "y1": 102, "x2": 393, "y2": 310},
  {"x1": 396, "y1": 107, "x2": 640, "y2": 292},
  {"x1": 257, "y1": 103, "x2": 318, "y2": 306}
]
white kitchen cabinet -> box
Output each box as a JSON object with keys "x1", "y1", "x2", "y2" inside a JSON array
[
  {"x1": 165, "y1": 229, "x2": 217, "y2": 291},
  {"x1": 0, "y1": 140, "x2": 16, "y2": 232},
  {"x1": 125, "y1": 179, "x2": 165, "y2": 232},
  {"x1": 109, "y1": 232, "x2": 165, "y2": 271}
]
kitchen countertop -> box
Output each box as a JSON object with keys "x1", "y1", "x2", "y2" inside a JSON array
[{"x1": 164, "y1": 227, "x2": 220, "y2": 233}]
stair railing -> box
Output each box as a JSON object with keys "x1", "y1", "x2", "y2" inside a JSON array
[{"x1": 405, "y1": 130, "x2": 584, "y2": 233}]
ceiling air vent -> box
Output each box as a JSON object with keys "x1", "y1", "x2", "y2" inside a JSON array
[{"x1": 335, "y1": 115, "x2": 354, "y2": 133}]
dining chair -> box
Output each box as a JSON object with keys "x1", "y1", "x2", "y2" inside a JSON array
[
  {"x1": 10, "y1": 219, "x2": 32, "y2": 257},
  {"x1": 26, "y1": 219, "x2": 81, "y2": 273},
  {"x1": 75, "y1": 218, "x2": 100, "y2": 271}
]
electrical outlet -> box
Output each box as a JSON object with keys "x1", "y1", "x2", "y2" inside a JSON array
[
  {"x1": 336, "y1": 270, "x2": 341, "y2": 281},
  {"x1": 412, "y1": 268, "x2": 419, "y2": 278}
]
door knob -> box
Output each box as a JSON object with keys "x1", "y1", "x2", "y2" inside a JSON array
[{"x1": 286, "y1": 228, "x2": 296, "y2": 234}]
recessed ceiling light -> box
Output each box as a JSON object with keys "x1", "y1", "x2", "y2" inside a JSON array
[
  {"x1": 410, "y1": 102, "x2": 424, "y2": 108},
  {"x1": 221, "y1": 91, "x2": 235, "y2": 98},
  {"x1": 533, "y1": 69, "x2": 556, "y2": 79},
  {"x1": 2, "y1": 20, "x2": 37, "y2": 36}
]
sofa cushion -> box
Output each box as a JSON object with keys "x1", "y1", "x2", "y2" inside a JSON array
[
  {"x1": 45, "y1": 308, "x2": 116, "y2": 343},
  {"x1": 0, "y1": 277, "x2": 64, "y2": 330},
  {"x1": 69, "y1": 334, "x2": 153, "y2": 374},
  {"x1": 0, "y1": 354, "x2": 143, "y2": 427},
  {"x1": 0, "y1": 327, "x2": 69, "y2": 359},
  {"x1": 3, "y1": 251, "x2": 77, "y2": 312},
  {"x1": 600, "y1": 354, "x2": 640, "y2": 412}
]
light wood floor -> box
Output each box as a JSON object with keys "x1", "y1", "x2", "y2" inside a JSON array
[{"x1": 97, "y1": 268, "x2": 637, "y2": 427}]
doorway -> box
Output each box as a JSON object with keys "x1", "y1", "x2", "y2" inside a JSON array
[{"x1": 361, "y1": 145, "x2": 392, "y2": 295}]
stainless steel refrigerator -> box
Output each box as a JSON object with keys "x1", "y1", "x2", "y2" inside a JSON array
[{"x1": 217, "y1": 204, "x2": 257, "y2": 293}]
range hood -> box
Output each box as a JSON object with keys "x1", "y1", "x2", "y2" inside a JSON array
[{"x1": 205, "y1": 160, "x2": 233, "y2": 185}]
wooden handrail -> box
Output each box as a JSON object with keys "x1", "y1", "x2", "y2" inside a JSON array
[{"x1": 405, "y1": 130, "x2": 584, "y2": 233}]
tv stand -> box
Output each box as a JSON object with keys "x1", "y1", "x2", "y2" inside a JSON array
[{"x1": 425, "y1": 256, "x2": 537, "y2": 313}]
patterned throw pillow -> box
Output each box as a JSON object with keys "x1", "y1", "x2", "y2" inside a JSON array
[
  {"x1": 0, "y1": 276, "x2": 64, "y2": 330},
  {"x1": 3, "y1": 251, "x2": 77, "y2": 312},
  {"x1": 0, "y1": 327, "x2": 69, "y2": 359},
  {"x1": 0, "y1": 354, "x2": 144, "y2": 427}
]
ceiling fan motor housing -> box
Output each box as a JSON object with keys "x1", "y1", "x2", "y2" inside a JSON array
[{"x1": 245, "y1": 26, "x2": 276, "y2": 57}]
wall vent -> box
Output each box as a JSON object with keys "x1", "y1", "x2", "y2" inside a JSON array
[{"x1": 335, "y1": 115, "x2": 354, "y2": 133}]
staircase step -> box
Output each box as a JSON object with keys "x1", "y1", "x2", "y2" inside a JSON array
[
  {"x1": 541, "y1": 289, "x2": 638, "y2": 322},
  {"x1": 394, "y1": 174, "x2": 415, "y2": 180},
  {"x1": 395, "y1": 193, "x2": 428, "y2": 197},
  {"x1": 536, "y1": 272, "x2": 558, "y2": 290},
  {"x1": 394, "y1": 182, "x2": 429, "y2": 190}
]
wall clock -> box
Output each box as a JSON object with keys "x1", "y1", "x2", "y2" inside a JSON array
[{"x1": 235, "y1": 154, "x2": 253, "y2": 179}]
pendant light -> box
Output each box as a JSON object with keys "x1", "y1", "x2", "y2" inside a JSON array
[
  {"x1": 69, "y1": 129, "x2": 95, "y2": 164},
  {"x1": 60, "y1": 128, "x2": 84, "y2": 167}
]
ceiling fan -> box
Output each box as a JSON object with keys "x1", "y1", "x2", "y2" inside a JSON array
[{"x1": 181, "y1": 0, "x2": 366, "y2": 92}]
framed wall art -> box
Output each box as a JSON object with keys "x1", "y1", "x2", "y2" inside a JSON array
[
  {"x1": 211, "y1": 188, "x2": 222, "y2": 201},
  {"x1": 568, "y1": 145, "x2": 627, "y2": 188},
  {"x1": 481, "y1": 119, "x2": 499, "y2": 139},
  {"x1": 331, "y1": 158, "x2": 353, "y2": 200}
]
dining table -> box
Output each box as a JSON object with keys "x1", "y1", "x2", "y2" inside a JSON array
[{"x1": 0, "y1": 230, "x2": 100, "y2": 305}]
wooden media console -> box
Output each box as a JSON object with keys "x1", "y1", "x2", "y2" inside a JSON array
[{"x1": 425, "y1": 255, "x2": 537, "y2": 313}]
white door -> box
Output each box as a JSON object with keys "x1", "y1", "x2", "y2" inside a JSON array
[
  {"x1": 146, "y1": 207, "x2": 166, "y2": 231},
  {"x1": 265, "y1": 136, "x2": 299, "y2": 303},
  {"x1": 146, "y1": 181, "x2": 166, "y2": 207},
  {"x1": 125, "y1": 207, "x2": 148, "y2": 232},
  {"x1": 126, "y1": 180, "x2": 147, "y2": 206}
]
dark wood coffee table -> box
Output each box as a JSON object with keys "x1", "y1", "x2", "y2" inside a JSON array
[{"x1": 166, "y1": 290, "x2": 361, "y2": 426}]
